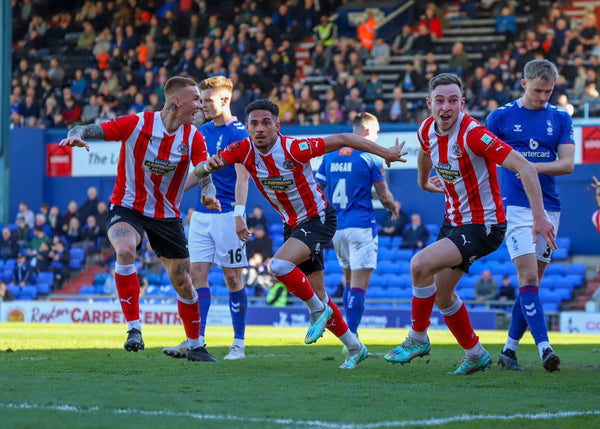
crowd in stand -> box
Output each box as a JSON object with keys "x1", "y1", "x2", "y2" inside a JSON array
[
  {"x1": 9, "y1": 1, "x2": 600, "y2": 131},
  {"x1": 0, "y1": 187, "x2": 108, "y2": 292}
]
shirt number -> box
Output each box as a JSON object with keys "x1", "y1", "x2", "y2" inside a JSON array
[{"x1": 332, "y1": 179, "x2": 348, "y2": 209}]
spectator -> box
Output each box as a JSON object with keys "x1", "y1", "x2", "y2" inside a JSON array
[
  {"x1": 420, "y1": 5, "x2": 443, "y2": 39},
  {"x1": 475, "y1": 269, "x2": 498, "y2": 301},
  {"x1": 400, "y1": 213, "x2": 429, "y2": 250},
  {"x1": 0, "y1": 228, "x2": 19, "y2": 261},
  {"x1": 79, "y1": 186, "x2": 100, "y2": 221},
  {"x1": 556, "y1": 94, "x2": 574, "y2": 116},
  {"x1": 16, "y1": 202, "x2": 35, "y2": 228},
  {"x1": 397, "y1": 61, "x2": 425, "y2": 93},
  {"x1": 14, "y1": 215, "x2": 31, "y2": 249},
  {"x1": 246, "y1": 224, "x2": 273, "y2": 262},
  {"x1": 0, "y1": 281, "x2": 15, "y2": 302},
  {"x1": 29, "y1": 226, "x2": 51, "y2": 255},
  {"x1": 365, "y1": 72, "x2": 384, "y2": 103},
  {"x1": 497, "y1": 275, "x2": 516, "y2": 301},
  {"x1": 50, "y1": 239, "x2": 70, "y2": 291},
  {"x1": 380, "y1": 200, "x2": 407, "y2": 236},
  {"x1": 313, "y1": 14, "x2": 337, "y2": 55},
  {"x1": 371, "y1": 98, "x2": 390, "y2": 124},
  {"x1": 495, "y1": 6, "x2": 517, "y2": 45},
  {"x1": 389, "y1": 86, "x2": 410, "y2": 122},
  {"x1": 448, "y1": 42, "x2": 470, "y2": 77},
  {"x1": 357, "y1": 10, "x2": 377, "y2": 51},
  {"x1": 70, "y1": 69, "x2": 88, "y2": 102},
  {"x1": 393, "y1": 25, "x2": 415, "y2": 55},
  {"x1": 48, "y1": 58, "x2": 65, "y2": 87},
  {"x1": 62, "y1": 98, "x2": 82, "y2": 126},
  {"x1": 47, "y1": 206, "x2": 62, "y2": 235},
  {"x1": 64, "y1": 217, "x2": 83, "y2": 248},
  {"x1": 12, "y1": 253, "x2": 33, "y2": 287},
  {"x1": 75, "y1": 215, "x2": 102, "y2": 256},
  {"x1": 76, "y1": 20, "x2": 96, "y2": 51},
  {"x1": 61, "y1": 200, "x2": 80, "y2": 233},
  {"x1": 367, "y1": 37, "x2": 390, "y2": 66},
  {"x1": 247, "y1": 205, "x2": 268, "y2": 233}
]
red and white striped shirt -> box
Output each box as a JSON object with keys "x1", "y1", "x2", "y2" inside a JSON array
[
  {"x1": 592, "y1": 210, "x2": 600, "y2": 234},
  {"x1": 101, "y1": 111, "x2": 207, "y2": 218},
  {"x1": 417, "y1": 112, "x2": 512, "y2": 226},
  {"x1": 221, "y1": 134, "x2": 327, "y2": 228}
]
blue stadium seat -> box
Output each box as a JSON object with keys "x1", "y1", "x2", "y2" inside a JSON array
[
  {"x1": 70, "y1": 247, "x2": 85, "y2": 263},
  {"x1": 566, "y1": 264, "x2": 585, "y2": 276},
  {"x1": 458, "y1": 275, "x2": 478, "y2": 289},
  {"x1": 545, "y1": 264, "x2": 567, "y2": 276},
  {"x1": 19, "y1": 285, "x2": 38, "y2": 300},
  {"x1": 554, "y1": 288, "x2": 572, "y2": 301},
  {"x1": 377, "y1": 247, "x2": 396, "y2": 261},
  {"x1": 552, "y1": 248, "x2": 569, "y2": 261},
  {"x1": 207, "y1": 270, "x2": 223, "y2": 285},
  {"x1": 268, "y1": 223, "x2": 283, "y2": 236},
  {"x1": 565, "y1": 274, "x2": 583, "y2": 288},
  {"x1": 160, "y1": 285, "x2": 177, "y2": 296},
  {"x1": 369, "y1": 274, "x2": 387, "y2": 288},
  {"x1": 145, "y1": 273, "x2": 162, "y2": 286},
  {"x1": 326, "y1": 263, "x2": 343, "y2": 276},
  {"x1": 7, "y1": 285, "x2": 20, "y2": 299},
  {"x1": 78, "y1": 285, "x2": 97, "y2": 294},
  {"x1": 396, "y1": 248, "x2": 414, "y2": 261},
  {"x1": 367, "y1": 286, "x2": 386, "y2": 298},
  {"x1": 378, "y1": 235, "x2": 393, "y2": 248},
  {"x1": 36, "y1": 282, "x2": 52, "y2": 295},
  {"x1": 7, "y1": 223, "x2": 18, "y2": 232},
  {"x1": 556, "y1": 237, "x2": 571, "y2": 252},
  {"x1": 69, "y1": 258, "x2": 83, "y2": 271},
  {"x1": 469, "y1": 261, "x2": 486, "y2": 275},
  {"x1": 425, "y1": 223, "x2": 440, "y2": 237},
  {"x1": 4, "y1": 259, "x2": 16, "y2": 271},
  {"x1": 460, "y1": 288, "x2": 475, "y2": 300},
  {"x1": 324, "y1": 273, "x2": 340, "y2": 289},
  {"x1": 554, "y1": 276, "x2": 576, "y2": 290},
  {"x1": 1, "y1": 270, "x2": 12, "y2": 283}
]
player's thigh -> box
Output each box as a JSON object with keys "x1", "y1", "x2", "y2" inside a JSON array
[
  {"x1": 506, "y1": 206, "x2": 560, "y2": 262},
  {"x1": 188, "y1": 211, "x2": 216, "y2": 264},
  {"x1": 348, "y1": 228, "x2": 377, "y2": 270},
  {"x1": 212, "y1": 211, "x2": 248, "y2": 268},
  {"x1": 332, "y1": 229, "x2": 351, "y2": 269}
]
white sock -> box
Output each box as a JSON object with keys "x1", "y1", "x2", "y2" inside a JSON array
[
  {"x1": 128, "y1": 320, "x2": 141, "y2": 332},
  {"x1": 537, "y1": 341, "x2": 551, "y2": 359},
  {"x1": 409, "y1": 328, "x2": 428, "y2": 343},
  {"x1": 188, "y1": 337, "x2": 202, "y2": 349},
  {"x1": 504, "y1": 337, "x2": 519, "y2": 352},
  {"x1": 306, "y1": 294, "x2": 325, "y2": 313},
  {"x1": 339, "y1": 330, "x2": 361, "y2": 353},
  {"x1": 198, "y1": 335, "x2": 205, "y2": 347},
  {"x1": 465, "y1": 341, "x2": 485, "y2": 359},
  {"x1": 233, "y1": 338, "x2": 245, "y2": 349}
]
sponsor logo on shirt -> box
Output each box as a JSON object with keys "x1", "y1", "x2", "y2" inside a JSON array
[
  {"x1": 435, "y1": 162, "x2": 460, "y2": 183},
  {"x1": 298, "y1": 142, "x2": 309, "y2": 151},
  {"x1": 513, "y1": 124, "x2": 522, "y2": 132},
  {"x1": 260, "y1": 176, "x2": 294, "y2": 191},
  {"x1": 144, "y1": 157, "x2": 177, "y2": 175}
]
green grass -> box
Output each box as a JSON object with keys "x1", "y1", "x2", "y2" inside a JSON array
[{"x1": 1, "y1": 323, "x2": 599, "y2": 428}]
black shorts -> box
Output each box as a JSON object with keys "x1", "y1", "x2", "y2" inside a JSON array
[
  {"x1": 436, "y1": 220, "x2": 507, "y2": 273},
  {"x1": 107, "y1": 205, "x2": 189, "y2": 260},
  {"x1": 283, "y1": 205, "x2": 337, "y2": 276}
]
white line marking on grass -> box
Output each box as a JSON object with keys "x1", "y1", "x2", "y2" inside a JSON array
[{"x1": 3, "y1": 403, "x2": 600, "y2": 428}]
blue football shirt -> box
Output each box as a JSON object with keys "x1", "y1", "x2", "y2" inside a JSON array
[
  {"x1": 195, "y1": 119, "x2": 250, "y2": 213},
  {"x1": 315, "y1": 147, "x2": 385, "y2": 233},
  {"x1": 486, "y1": 99, "x2": 574, "y2": 211}
]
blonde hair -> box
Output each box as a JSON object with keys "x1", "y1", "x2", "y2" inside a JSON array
[{"x1": 199, "y1": 76, "x2": 234, "y2": 94}]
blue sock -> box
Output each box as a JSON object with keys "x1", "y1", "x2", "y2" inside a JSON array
[
  {"x1": 342, "y1": 284, "x2": 351, "y2": 315},
  {"x1": 519, "y1": 285, "x2": 549, "y2": 345},
  {"x1": 507, "y1": 295, "x2": 528, "y2": 343},
  {"x1": 346, "y1": 287, "x2": 366, "y2": 334},
  {"x1": 197, "y1": 288, "x2": 211, "y2": 338},
  {"x1": 229, "y1": 288, "x2": 247, "y2": 340}
]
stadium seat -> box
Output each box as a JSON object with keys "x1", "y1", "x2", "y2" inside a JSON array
[
  {"x1": 69, "y1": 247, "x2": 86, "y2": 265},
  {"x1": 377, "y1": 247, "x2": 396, "y2": 261},
  {"x1": 378, "y1": 235, "x2": 393, "y2": 248},
  {"x1": 1, "y1": 270, "x2": 12, "y2": 283},
  {"x1": 556, "y1": 237, "x2": 571, "y2": 252},
  {"x1": 554, "y1": 287, "x2": 572, "y2": 301},
  {"x1": 459, "y1": 287, "x2": 475, "y2": 300},
  {"x1": 78, "y1": 285, "x2": 98, "y2": 294},
  {"x1": 566, "y1": 264, "x2": 585, "y2": 276},
  {"x1": 565, "y1": 274, "x2": 583, "y2": 288},
  {"x1": 324, "y1": 273, "x2": 340, "y2": 289},
  {"x1": 268, "y1": 223, "x2": 283, "y2": 236},
  {"x1": 552, "y1": 248, "x2": 568, "y2": 261},
  {"x1": 19, "y1": 285, "x2": 38, "y2": 300},
  {"x1": 367, "y1": 286, "x2": 386, "y2": 298},
  {"x1": 7, "y1": 285, "x2": 20, "y2": 299},
  {"x1": 396, "y1": 248, "x2": 414, "y2": 261},
  {"x1": 4, "y1": 259, "x2": 16, "y2": 271},
  {"x1": 69, "y1": 258, "x2": 83, "y2": 271},
  {"x1": 369, "y1": 274, "x2": 387, "y2": 288},
  {"x1": 36, "y1": 281, "x2": 52, "y2": 295},
  {"x1": 545, "y1": 264, "x2": 567, "y2": 276},
  {"x1": 145, "y1": 273, "x2": 162, "y2": 286}
]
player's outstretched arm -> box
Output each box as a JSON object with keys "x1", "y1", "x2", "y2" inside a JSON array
[
  {"x1": 234, "y1": 164, "x2": 251, "y2": 242},
  {"x1": 502, "y1": 151, "x2": 557, "y2": 250},
  {"x1": 194, "y1": 149, "x2": 228, "y2": 178},
  {"x1": 323, "y1": 134, "x2": 408, "y2": 166},
  {"x1": 58, "y1": 124, "x2": 105, "y2": 152}
]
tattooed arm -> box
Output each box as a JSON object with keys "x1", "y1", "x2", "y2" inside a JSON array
[
  {"x1": 59, "y1": 124, "x2": 106, "y2": 152},
  {"x1": 198, "y1": 175, "x2": 221, "y2": 212}
]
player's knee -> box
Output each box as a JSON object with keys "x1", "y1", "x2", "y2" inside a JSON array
[
  {"x1": 114, "y1": 245, "x2": 137, "y2": 264},
  {"x1": 410, "y1": 257, "x2": 428, "y2": 282},
  {"x1": 270, "y1": 258, "x2": 296, "y2": 277}
]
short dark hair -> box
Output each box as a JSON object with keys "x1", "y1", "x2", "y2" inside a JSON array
[
  {"x1": 428, "y1": 73, "x2": 463, "y2": 94},
  {"x1": 245, "y1": 99, "x2": 279, "y2": 119},
  {"x1": 164, "y1": 76, "x2": 198, "y2": 98}
]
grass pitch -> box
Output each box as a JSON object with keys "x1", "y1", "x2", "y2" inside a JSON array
[{"x1": 1, "y1": 323, "x2": 599, "y2": 428}]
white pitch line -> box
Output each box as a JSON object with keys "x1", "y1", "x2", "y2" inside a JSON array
[{"x1": 3, "y1": 403, "x2": 600, "y2": 428}]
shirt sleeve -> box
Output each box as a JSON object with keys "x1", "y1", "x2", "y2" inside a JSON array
[
  {"x1": 100, "y1": 114, "x2": 140, "y2": 142},
  {"x1": 366, "y1": 153, "x2": 385, "y2": 183},
  {"x1": 558, "y1": 111, "x2": 575, "y2": 146},
  {"x1": 221, "y1": 138, "x2": 248, "y2": 166},
  {"x1": 315, "y1": 156, "x2": 327, "y2": 186},
  {"x1": 466, "y1": 126, "x2": 513, "y2": 165},
  {"x1": 289, "y1": 138, "x2": 326, "y2": 164},
  {"x1": 190, "y1": 129, "x2": 207, "y2": 166}
]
